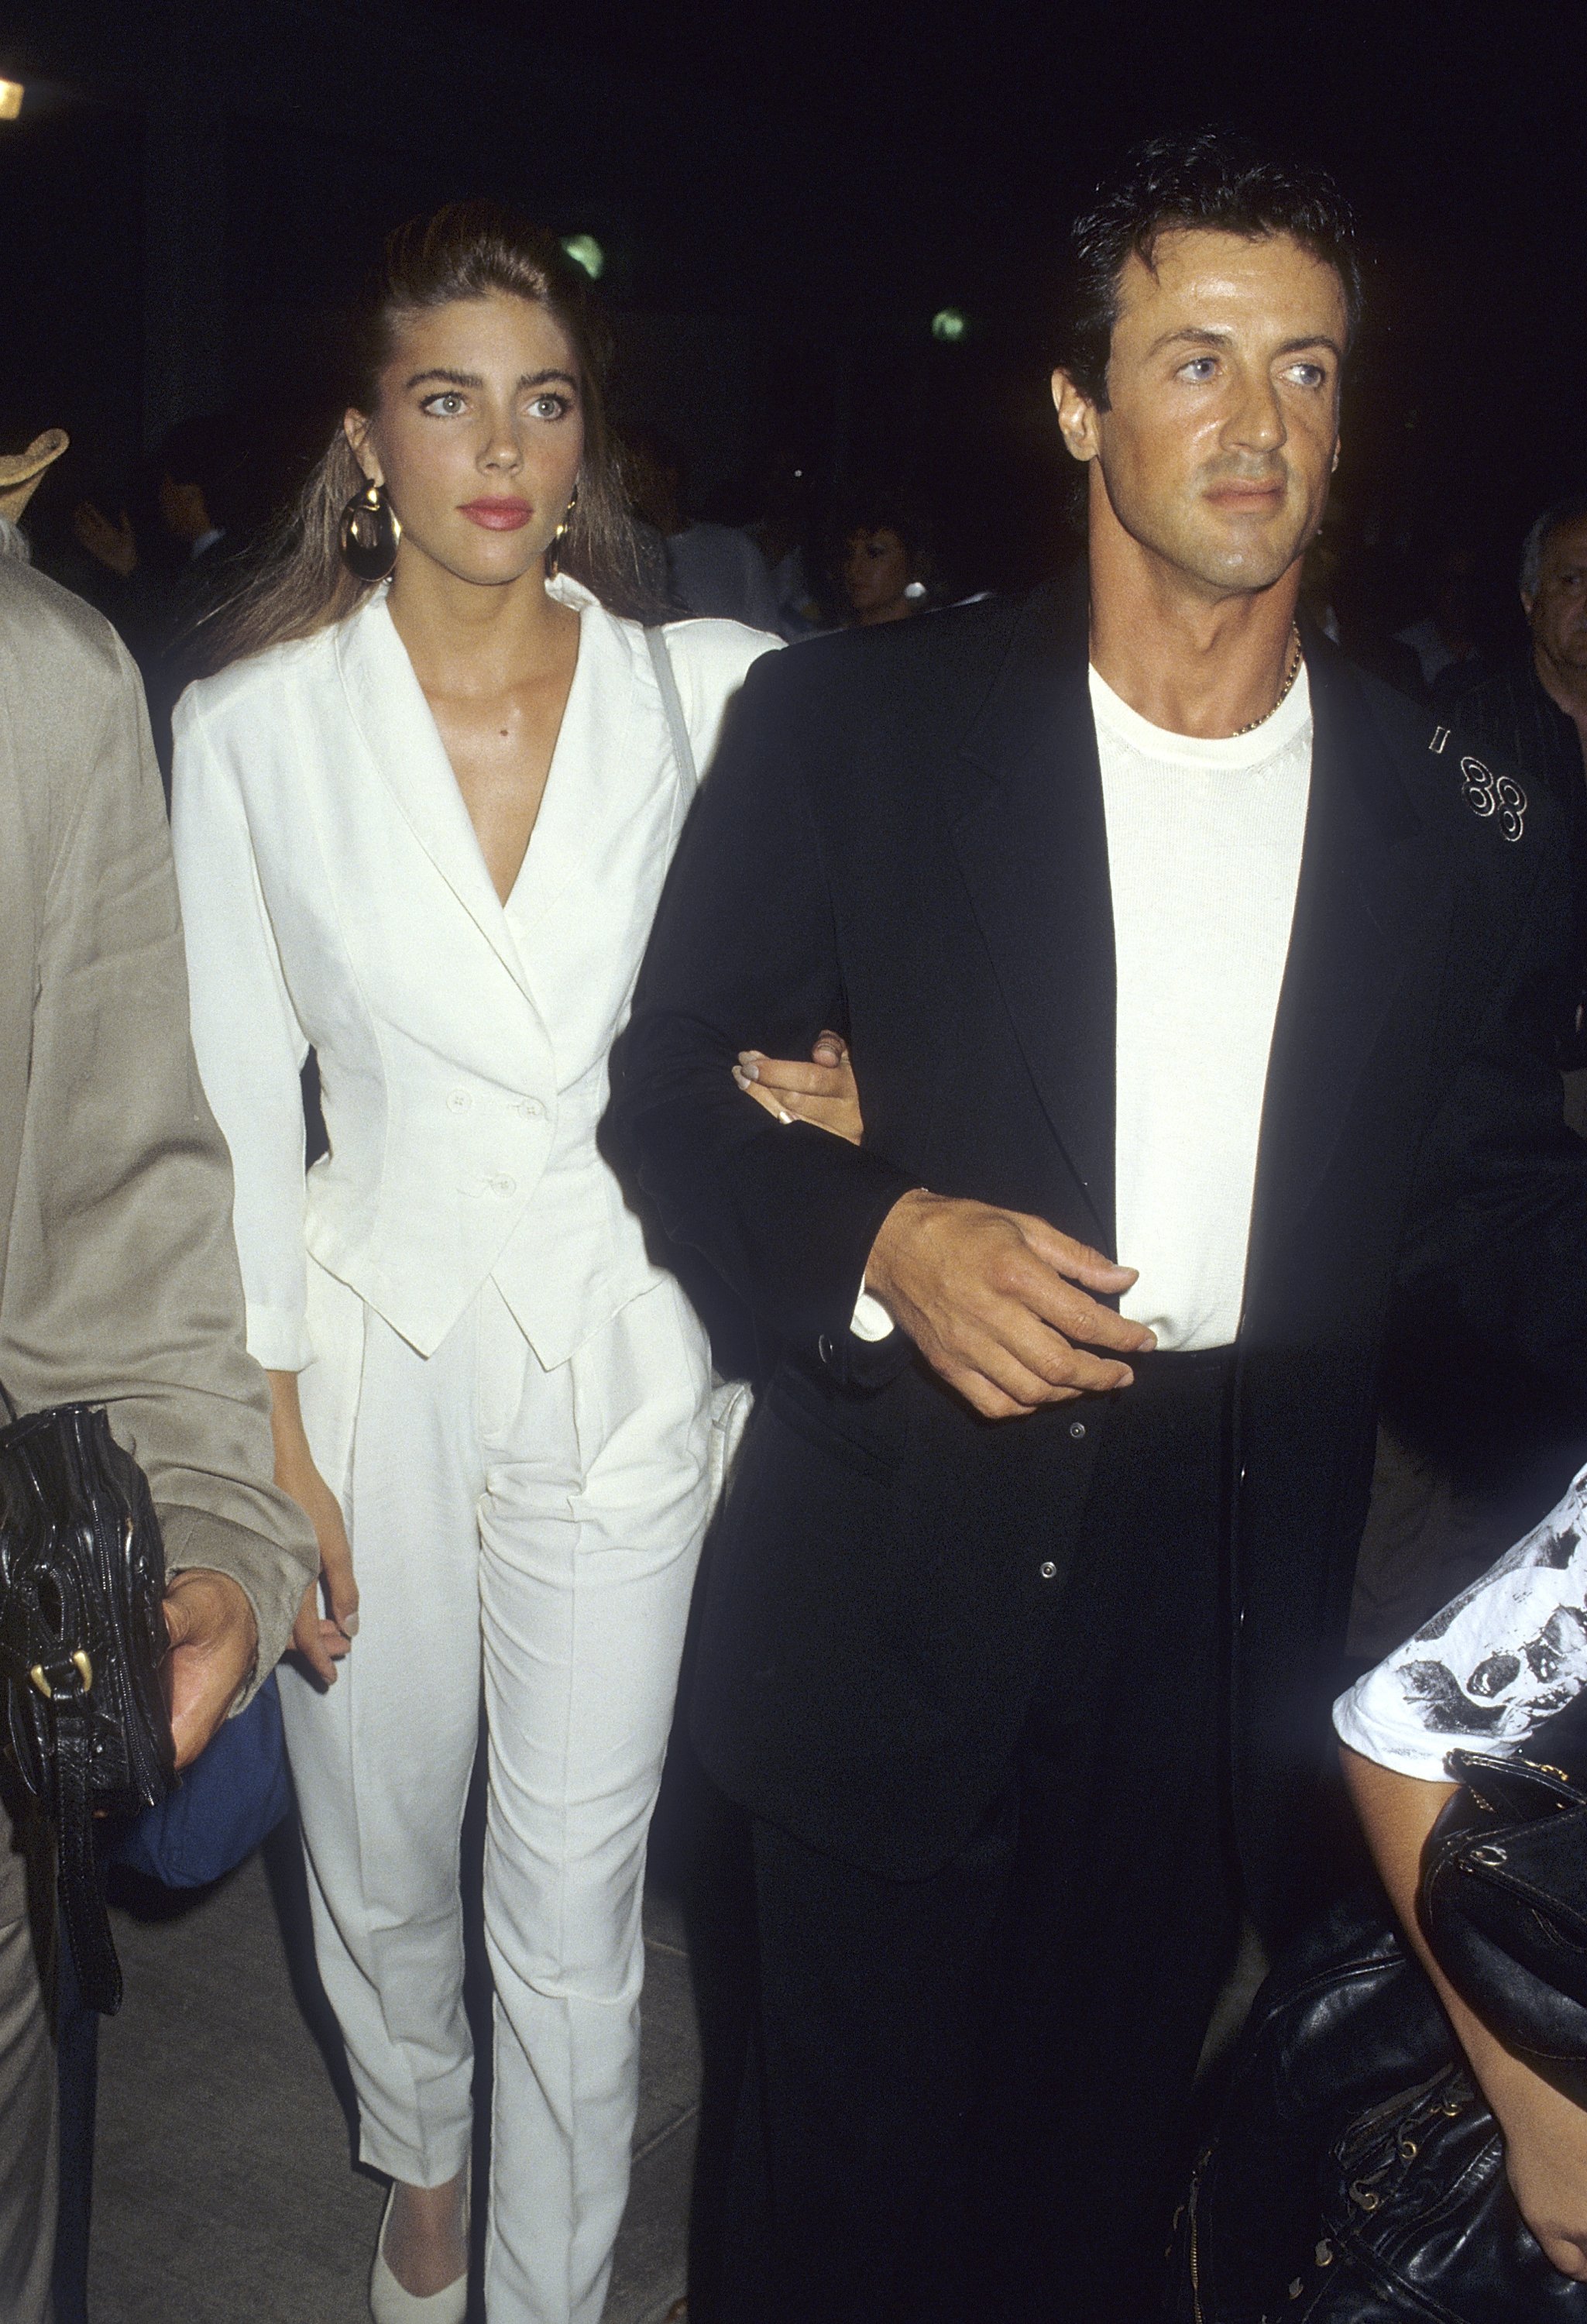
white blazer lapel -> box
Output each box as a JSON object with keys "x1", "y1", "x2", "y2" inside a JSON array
[
  {"x1": 505, "y1": 583, "x2": 643, "y2": 940},
  {"x1": 335, "y1": 593, "x2": 530, "y2": 996}
]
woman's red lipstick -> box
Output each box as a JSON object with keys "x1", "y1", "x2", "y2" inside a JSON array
[{"x1": 459, "y1": 497, "x2": 534, "y2": 531}]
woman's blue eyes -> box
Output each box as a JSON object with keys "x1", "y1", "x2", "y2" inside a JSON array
[{"x1": 419, "y1": 393, "x2": 572, "y2": 419}]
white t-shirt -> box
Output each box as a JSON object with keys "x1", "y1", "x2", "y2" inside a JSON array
[
  {"x1": 851, "y1": 659, "x2": 1314, "y2": 1349},
  {"x1": 1093, "y1": 662, "x2": 1313, "y2": 1351}
]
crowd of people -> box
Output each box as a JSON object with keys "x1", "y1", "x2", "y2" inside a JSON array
[{"x1": 3, "y1": 125, "x2": 1587, "y2": 2324}]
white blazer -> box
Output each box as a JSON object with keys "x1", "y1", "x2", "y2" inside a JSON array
[{"x1": 170, "y1": 576, "x2": 778, "y2": 1373}]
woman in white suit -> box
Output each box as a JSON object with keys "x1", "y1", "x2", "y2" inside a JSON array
[{"x1": 169, "y1": 205, "x2": 784, "y2": 2322}]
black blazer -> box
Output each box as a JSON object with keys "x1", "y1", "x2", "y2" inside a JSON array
[{"x1": 612, "y1": 572, "x2": 1587, "y2": 1939}]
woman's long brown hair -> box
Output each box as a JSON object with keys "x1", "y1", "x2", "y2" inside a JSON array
[{"x1": 201, "y1": 202, "x2": 651, "y2": 671}]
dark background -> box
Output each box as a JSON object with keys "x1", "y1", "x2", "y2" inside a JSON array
[{"x1": 2, "y1": 0, "x2": 1584, "y2": 629}]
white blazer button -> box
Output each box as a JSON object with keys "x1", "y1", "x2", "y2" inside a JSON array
[
  {"x1": 493, "y1": 1174, "x2": 517, "y2": 1196},
  {"x1": 517, "y1": 1098, "x2": 545, "y2": 1119},
  {"x1": 448, "y1": 1090, "x2": 472, "y2": 1112},
  {"x1": 1039, "y1": 1560, "x2": 1057, "y2": 1580}
]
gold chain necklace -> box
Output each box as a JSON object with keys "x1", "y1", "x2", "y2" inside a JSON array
[{"x1": 1231, "y1": 625, "x2": 1304, "y2": 737}]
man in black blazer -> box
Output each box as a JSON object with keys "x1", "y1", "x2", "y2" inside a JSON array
[{"x1": 614, "y1": 135, "x2": 1587, "y2": 2322}]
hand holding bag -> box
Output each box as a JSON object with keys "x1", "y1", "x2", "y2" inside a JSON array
[{"x1": 0, "y1": 1376, "x2": 173, "y2": 2012}]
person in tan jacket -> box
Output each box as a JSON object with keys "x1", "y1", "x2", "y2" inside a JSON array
[{"x1": 0, "y1": 433, "x2": 318, "y2": 2321}]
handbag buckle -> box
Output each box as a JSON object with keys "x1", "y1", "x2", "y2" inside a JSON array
[{"x1": 28, "y1": 1648, "x2": 93, "y2": 1700}]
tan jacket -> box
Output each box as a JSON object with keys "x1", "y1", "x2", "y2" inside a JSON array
[{"x1": 0, "y1": 555, "x2": 316, "y2": 1687}]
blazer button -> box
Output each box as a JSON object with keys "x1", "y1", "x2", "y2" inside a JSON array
[
  {"x1": 1039, "y1": 1560, "x2": 1058, "y2": 1580},
  {"x1": 491, "y1": 1174, "x2": 517, "y2": 1197},
  {"x1": 448, "y1": 1089, "x2": 472, "y2": 1112},
  {"x1": 516, "y1": 1097, "x2": 545, "y2": 1119},
  {"x1": 817, "y1": 1333, "x2": 835, "y2": 1367},
  {"x1": 1069, "y1": 1421, "x2": 1087, "y2": 1440}
]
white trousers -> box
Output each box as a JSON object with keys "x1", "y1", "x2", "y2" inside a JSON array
[{"x1": 279, "y1": 1263, "x2": 713, "y2": 2324}]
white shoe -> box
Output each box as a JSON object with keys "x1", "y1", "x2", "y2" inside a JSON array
[{"x1": 369, "y1": 2168, "x2": 470, "y2": 2324}]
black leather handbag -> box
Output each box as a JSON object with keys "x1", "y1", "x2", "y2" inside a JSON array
[
  {"x1": 1170, "y1": 1887, "x2": 1587, "y2": 2319},
  {"x1": 1420, "y1": 1690, "x2": 1587, "y2": 2106},
  {"x1": 0, "y1": 1378, "x2": 174, "y2": 2012}
]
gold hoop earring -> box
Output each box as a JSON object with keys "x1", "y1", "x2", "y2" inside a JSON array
[
  {"x1": 339, "y1": 477, "x2": 401, "y2": 582},
  {"x1": 545, "y1": 485, "x2": 579, "y2": 579}
]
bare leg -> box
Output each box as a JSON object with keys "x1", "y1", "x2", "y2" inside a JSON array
[{"x1": 383, "y1": 2171, "x2": 469, "y2": 2297}]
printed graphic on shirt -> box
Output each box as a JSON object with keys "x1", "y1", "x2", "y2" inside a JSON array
[
  {"x1": 1458, "y1": 753, "x2": 1527, "y2": 842},
  {"x1": 1336, "y1": 1463, "x2": 1587, "y2": 1773}
]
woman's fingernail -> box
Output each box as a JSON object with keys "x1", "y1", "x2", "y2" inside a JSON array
[
  {"x1": 737, "y1": 1050, "x2": 764, "y2": 1062},
  {"x1": 739, "y1": 1061, "x2": 759, "y2": 1081},
  {"x1": 777, "y1": 1106, "x2": 794, "y2": 1124},
  {"x1": 342, "y1": 1613, "x2": 359, "y2": 1638}
]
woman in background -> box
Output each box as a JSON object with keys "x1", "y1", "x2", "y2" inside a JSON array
[
  {"x1": 837, "y1": 492, "x2": 933, "y2": 626},
  {"x1": 170, "y1": 205, "x2": 779, "y2": 2322}
]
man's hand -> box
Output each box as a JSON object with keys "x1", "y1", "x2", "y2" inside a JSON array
[
  {"x1": 864, "y1": 1188, "x2": 1153, "y2": 1417},
  {"x1": 733, "y1": 1032, "x2": 863, "y2": 1144},
  {"x1": 163, "y1": 1569, "x2": 259, "y2": 1771}
]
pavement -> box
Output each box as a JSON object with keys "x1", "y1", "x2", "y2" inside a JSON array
[{"x1": 87, "y1": 1817, "x2": 700, "y2": 2324}]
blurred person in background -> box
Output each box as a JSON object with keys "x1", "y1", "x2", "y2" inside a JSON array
[
  {"x1": 743, "y1": 450, "x2": 826, "y2": 639},
  {"x1": 1456, "y1": 492, "x2": 1587, "y2": 1125},
  {"x1": 72, "y1": 412, "x2": 256, "y2": 641},
  {"x1": 837, "y1": 490, "x2": 934, "y2": 625},
  {"x1": 1395, "y1": 538, "x2": 1495, "y2": 706},
  {"x1": 168, "y1": 203, "x2": 793, "y2": 2324},
  {"x1": 70, "y1": 414, "x2": 266, "y2": 777},
  {"x1": 0, "y1": 427, "x2": 317, "y2": 2324},
  {"x1": 624, "y1": 429, "x2": 782, "y2": 630}
]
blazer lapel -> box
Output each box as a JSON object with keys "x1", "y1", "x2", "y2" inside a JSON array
[
  {"x1": 1249, "y1": 633, "x2": 1448, "y2": 1263},
  {"x1": 335, "y1": 595, "x2": 531, "y2": 997},
  {"x1": 943, "y1": 576, "x2": 1117, "y2": 1250},
  {"x1": 505, "y1": 583, "x2": 639, "y2": 943}
]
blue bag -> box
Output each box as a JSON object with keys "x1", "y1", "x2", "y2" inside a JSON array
[{"x1": 111, "y1": 1671, "x2": 292, "y2": 1887}]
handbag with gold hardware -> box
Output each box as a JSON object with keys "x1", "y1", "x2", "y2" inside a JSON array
[
  {"x1": 0, "y1": 1378, "x2": 173, "y2": 2011},
  {"x1": 1169, "y1": 1888, "x2": 1587, "y2": 2319}
]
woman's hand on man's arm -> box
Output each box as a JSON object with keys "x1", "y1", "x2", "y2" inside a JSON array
[
  {"x1": 1341, "y1": 1744, "x2": 1587, "y2": 2280},
  {"x1": 733, "y1": 1031, "x2": 864, "y2": 1143}
]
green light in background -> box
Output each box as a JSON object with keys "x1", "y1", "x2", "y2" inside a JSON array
[
  {"x1": 561, "y1": 235, "x2": 605, "y2": 281},
  {"x1": 931, "y1": 308, "x2": 967, "y2": 343}
]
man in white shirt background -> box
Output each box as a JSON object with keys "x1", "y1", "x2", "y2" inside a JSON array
[{"x1": 614, "y1": 132, "x2": 1587, "y2": 2322}]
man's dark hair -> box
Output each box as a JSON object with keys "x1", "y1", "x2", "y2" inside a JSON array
[{"x1": 1059, "y1": 131, "x2": 1363, "y2": 407}]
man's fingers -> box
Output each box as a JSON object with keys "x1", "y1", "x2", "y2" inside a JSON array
[
  {"x1": 1022, "y1": 1272, "x2": 1155, "y2": 1356},
  {"x1": 987, "y1": 1242, "x2": 1153, "y2": 1355},
  {"x1": 991, "y1": 1312, "x2": 1134, "y2": 1396},
  {"x1": 1014, "y1": 1211, "x2": 1139, "y2": 1294}
]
